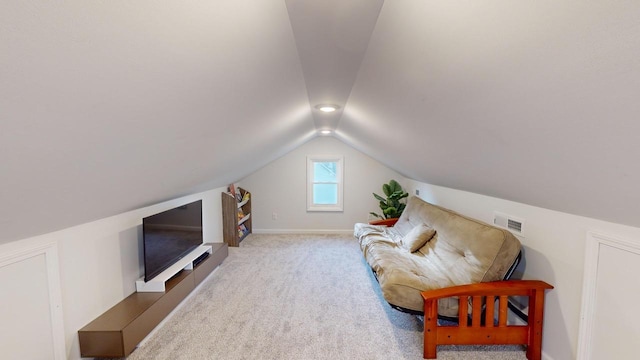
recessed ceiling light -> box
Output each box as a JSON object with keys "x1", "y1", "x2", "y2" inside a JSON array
[
  {"x1": 320, "y1": 130, "x2": 332, "y2": 135},
  {"x1": 315, "y1": 104, "x2": 340, "y2": 113},
  {"x1": 319, "y1": 106, "x2": 336, "y2": 113}
]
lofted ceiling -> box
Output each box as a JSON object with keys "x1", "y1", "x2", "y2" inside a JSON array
[{"x1": 2, "y1": 0, "x2": 640, "y2": 244}]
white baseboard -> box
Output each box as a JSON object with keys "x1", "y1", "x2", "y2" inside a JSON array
[{"x1": 253, "y1": 228, "x2": 353, "y2": 235}]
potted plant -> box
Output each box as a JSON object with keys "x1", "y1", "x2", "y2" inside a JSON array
[{"x1": 369, "y1": 179, "x2": 409, "y2": 226}]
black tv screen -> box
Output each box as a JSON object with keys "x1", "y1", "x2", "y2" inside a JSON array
[{"x1": 142, "y1": 200, "x2": 203, "y2": 282}]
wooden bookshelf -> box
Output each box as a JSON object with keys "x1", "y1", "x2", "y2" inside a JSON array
[{"x1": 222, "y1": 187, "x2": 252, "y2": 247}]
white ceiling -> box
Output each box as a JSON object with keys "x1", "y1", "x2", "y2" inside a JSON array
[
  {"x1": 286, "y1": 0, "x2": 383, "y2": 130},
  {"x1": 2, "y1": 0, "x2": 640, "y2": 244}
]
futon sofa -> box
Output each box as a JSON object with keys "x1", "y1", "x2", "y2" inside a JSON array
[
  {"x1": 356, "y1": 196, "x2": 554, "y2": 359},
  {"x1": 354, "y1": 196, "x2": 522, "y2": 316}
]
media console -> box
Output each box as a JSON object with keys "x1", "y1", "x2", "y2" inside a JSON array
[
  {"x1": 78, "y1": 242, "x2": 228, "y2": 358},
  {"x1": 136, "y1": 244, "x2": 213, "y2": 292}
]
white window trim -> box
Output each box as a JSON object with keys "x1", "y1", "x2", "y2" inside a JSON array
[{"x1": 307, "y1": 155, "x2": 344, "y2": 212}]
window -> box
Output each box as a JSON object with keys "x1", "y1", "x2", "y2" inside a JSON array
[{"x1": 307, "y1": 156, "x2": 344, "y2": 211}]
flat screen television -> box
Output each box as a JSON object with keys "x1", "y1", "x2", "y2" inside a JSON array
[{"x1": 142, "y1": 200, "x2": 203, "y2": 282}]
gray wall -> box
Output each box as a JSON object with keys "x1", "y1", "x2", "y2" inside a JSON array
[{"x1": 241, "y1": 136, "x2": 403, "y2": 232}]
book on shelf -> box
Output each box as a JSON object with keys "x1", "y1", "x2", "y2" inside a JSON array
[
  {"x1": 228, "y1": 183, "x2": 242, "y2": 202},
  {"x1": 238, "y1": 224, "x2": 249, "y2": 237}
]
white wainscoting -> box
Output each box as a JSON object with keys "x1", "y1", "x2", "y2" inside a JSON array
[
  {"x1": 578, "y1": 231, "x2": 640, "y2": 360},
  {"x1": 0, "y1": 241, "x2": 65, "y2": 359}
]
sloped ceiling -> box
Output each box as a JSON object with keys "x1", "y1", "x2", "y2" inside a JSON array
[
  {"x1": 2, "y1": 0, "x2": 640, "y2": 244},
  {"x1": 337, "y1": 0, "x2": 640, "y2": 227}
]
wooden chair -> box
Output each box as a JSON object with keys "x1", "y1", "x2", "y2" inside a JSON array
[{"x1": 421, "y1": 280, "x2": 554, "y2": 360}]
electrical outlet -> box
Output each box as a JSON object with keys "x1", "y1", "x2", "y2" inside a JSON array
[
  {"x1": 272, "y1": 212, "x2": 278, "y2": 220},
  {"x1": 415, "y1": 189, "x2": 420, "y2": 195}
]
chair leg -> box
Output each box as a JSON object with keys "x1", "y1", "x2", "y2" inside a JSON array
[
  {"x1": 423, "y1": 300, "x2": 438, "y2": 359},
  {"x1": 526, "y1": 289, "x2": 546, "y2": 360}
]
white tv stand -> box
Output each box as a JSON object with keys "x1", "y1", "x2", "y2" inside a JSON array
[{"x1": 136, "y1": 244, "x2": 212, "y2": 292}]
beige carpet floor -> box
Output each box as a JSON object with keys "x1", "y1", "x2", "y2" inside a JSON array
[{"x1": 126, "y1": 234, "x2": 527, "y2": 360}]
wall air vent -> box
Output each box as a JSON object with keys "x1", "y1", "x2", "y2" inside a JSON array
[
  {"x1": 507, "y1": 219, "x2": 522, "y2": 233},
  {"x1": 493, "y1": 212, "x2": 525, "y2": 237}
]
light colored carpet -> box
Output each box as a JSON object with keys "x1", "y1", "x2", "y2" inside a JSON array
[{"x1": 127, "y1": 234, "x2": 527, "y2": 360}]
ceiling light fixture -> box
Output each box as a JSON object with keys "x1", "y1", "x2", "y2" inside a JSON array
[
  {"x1": 315, "y1": 104, "x2": 340, "y2": 113},
  {"x1": 320, "y1": 130, "x2": 332, "y2": 135}
]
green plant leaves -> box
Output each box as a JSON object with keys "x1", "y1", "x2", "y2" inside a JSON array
[
  {"x1": 373, "y1": 193, "x2": 387, "y2": 202},
  {"x1": 371, "y1": 179, "x2": 409, "y2": 219}
]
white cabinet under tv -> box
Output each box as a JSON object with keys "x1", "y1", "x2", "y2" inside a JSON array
[{"x1": 136, "y1": 244, "x2": 212, "y2": 292}]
